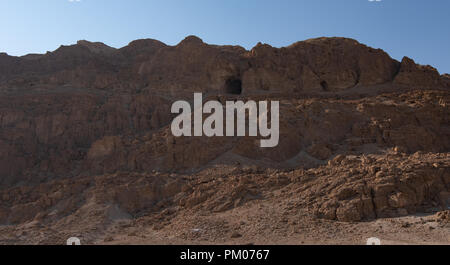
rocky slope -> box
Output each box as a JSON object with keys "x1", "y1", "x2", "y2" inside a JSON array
[{"x1": 0, "y1": 36, "x2": 448, "y2": 244}]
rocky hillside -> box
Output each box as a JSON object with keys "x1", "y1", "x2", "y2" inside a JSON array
[{"x1": 0, "y1": 36, "x2": 448, "y2": 244}]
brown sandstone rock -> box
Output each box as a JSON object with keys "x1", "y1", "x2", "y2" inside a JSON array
[
  {"x1": 0, "y1": 36, "x2": 448, "y2": 228},
  {"x1": 394, "y1": 57, "x2": 443, "y2": 88}
]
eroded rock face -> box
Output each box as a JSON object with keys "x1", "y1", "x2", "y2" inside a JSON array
[
  {"x1": 394, "y1": 57, "x2": 445, "y2": 88},
  {"x1": 4, "y1": 36, "x2": 445, "y2": 95},
  {"x1": 244, "y1": 38, "x2": 401, "y2": 93},
  {"x1": 0, "y1": 152, "x2": 447, "y2": 226},
  {"x1": 0, "y1": 36, "x2": 448, "y2": 226},
  {"x1": 314, "y1": 153, "x2": 450, "y2": 222}
]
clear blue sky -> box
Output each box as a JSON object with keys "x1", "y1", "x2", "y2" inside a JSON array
[{"x1": 0, "y1": 0, "x2": 449, "y2": 73}]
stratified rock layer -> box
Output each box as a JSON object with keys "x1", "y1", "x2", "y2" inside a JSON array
[{"x1": 0, "y1": 36, "x2": 448, "y2": 229}]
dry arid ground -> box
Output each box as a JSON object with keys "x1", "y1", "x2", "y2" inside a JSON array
[{"x1": 0, "y1": 37, "x2": 448, "y2": 245}]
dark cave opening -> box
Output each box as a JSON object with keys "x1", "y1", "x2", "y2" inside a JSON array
[
  {"x1": 320, "y1": 81, "x2": 329, "y2": 91},
  {"x1": 225, "y1": 78, "x2": 243, "y2": 95}
]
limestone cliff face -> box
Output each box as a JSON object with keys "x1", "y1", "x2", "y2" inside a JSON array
[
  {"x1": 1, "y1": 36, "x2": 447, "y2": 93},
  {"x1": 0, "y1": 36, "x2": 448, "y2": 186},
  {"x1": 0, "y1": 36, "x2": 449, "y2": 228},
  {"x1": 394, "y1": 56, "x2": 444, "y2": 88},
  {"x1": 244, "y1": 37, "x2": 401, "y2": 93}
]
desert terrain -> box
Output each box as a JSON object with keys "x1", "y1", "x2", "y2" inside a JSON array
[{"x1": 0, "y1": 36, "x2": 448, "y2": 245}]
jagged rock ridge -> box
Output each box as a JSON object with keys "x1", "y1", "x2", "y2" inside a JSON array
[{"x1": 0, "y1": 36, "x2": 448, "y2": 241}]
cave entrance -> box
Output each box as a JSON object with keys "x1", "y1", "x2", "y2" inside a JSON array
[
  {"x1": 320, "y1": 81, "x2": 329, "y2": 91},
  {"x1": 225, "y1": 77, "x2": 243, "y2": 95}
]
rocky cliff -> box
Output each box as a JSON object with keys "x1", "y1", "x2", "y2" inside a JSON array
[{"x1": 0, "y1": 37, "x2": 448, "y2": 241}]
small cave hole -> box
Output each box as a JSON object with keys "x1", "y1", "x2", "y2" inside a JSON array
[
  {"x1": 225, "y1": 78, "x2": 243, "y2": 95},
  {"x1": 320, "y1": 81, "x2": 329, "y2": 91}
]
